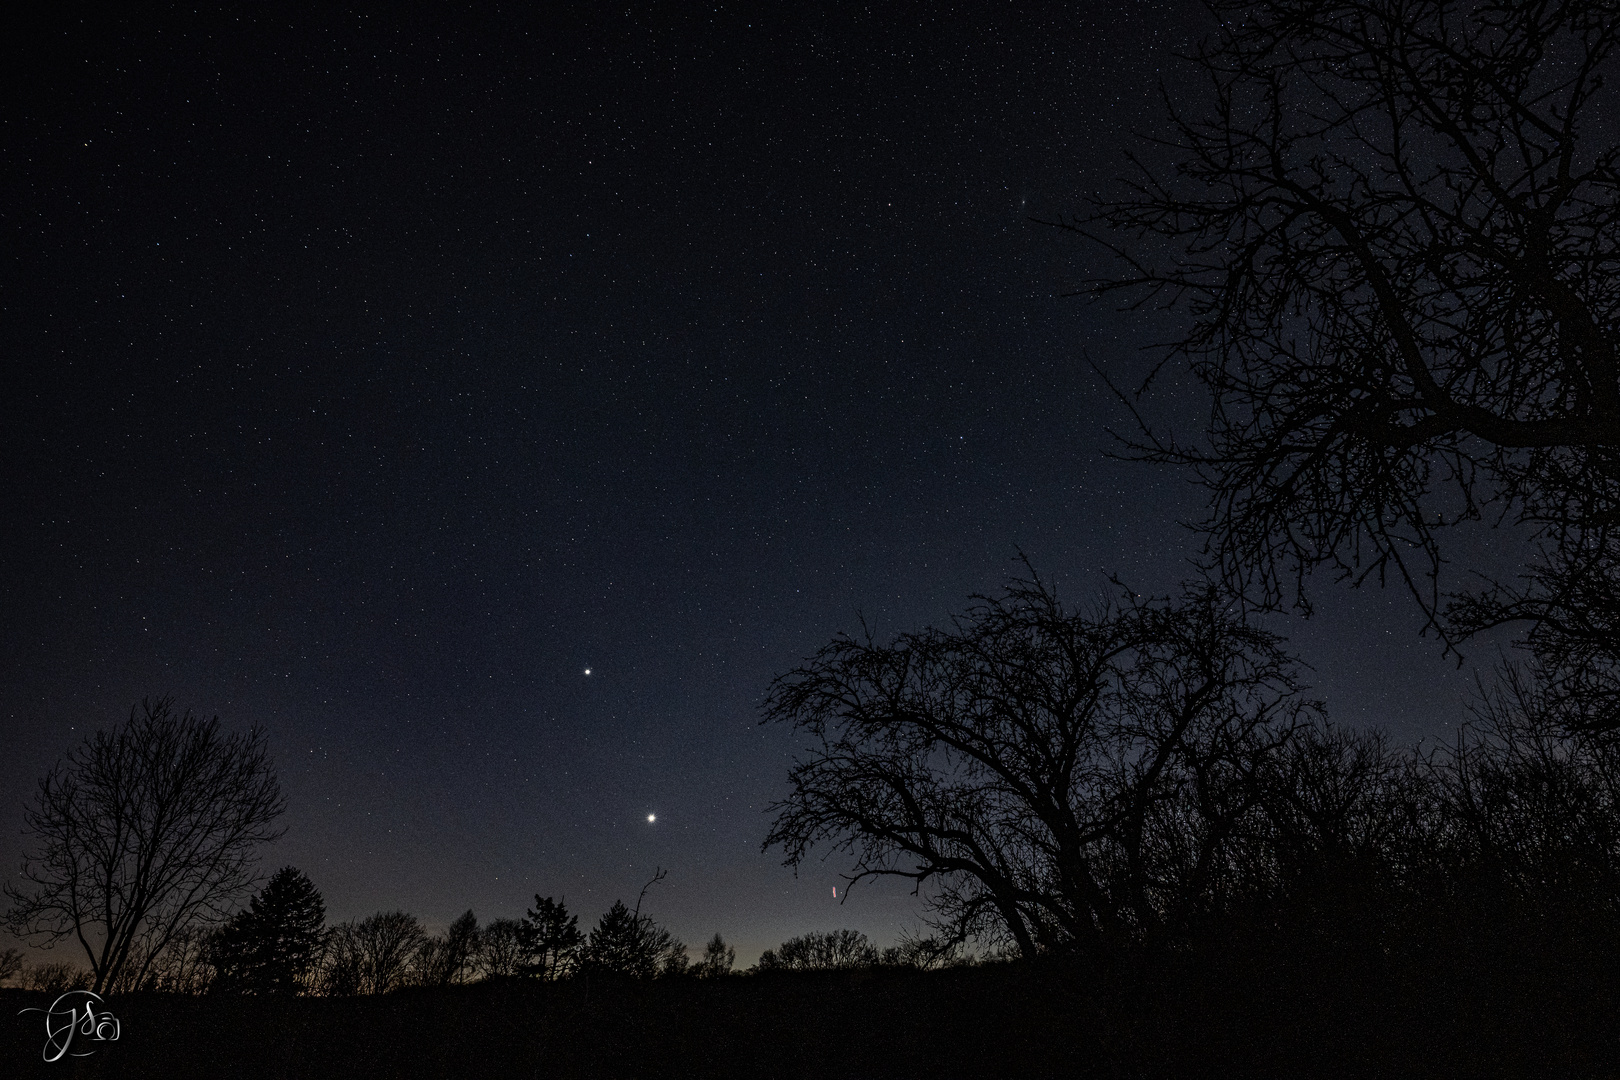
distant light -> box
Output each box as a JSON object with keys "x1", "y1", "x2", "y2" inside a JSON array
[
  {"x1": 647, "y1": 814, "x2": 656, "y2": 823},
  {"x1": 584, "y1": 668, "x2": 592, "y2": 676}
]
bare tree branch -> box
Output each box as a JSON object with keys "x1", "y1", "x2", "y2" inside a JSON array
[
  {"x1": 762, "y1": 573, "x2": 1319, "y2": 954},
  {"x1": 1070, "y1": 0, "x2": 1620, "y2": 679},
  {"x1": 4, "y1": 697, "x2": 286, "y2": 992}
]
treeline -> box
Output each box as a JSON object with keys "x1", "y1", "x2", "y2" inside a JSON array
[
  {"x1": 2, "y1": 868, "x2": 981, "y2": 996},
  {"x1": 46, "y1": 874, "x2": 724, "y2": 995},
  {"x1": 0, "y1": 699, "x2": 983, "y2": 998},
  {"x1": 764, "y1": 579, "x2": 1620, "y2": 957},
  {"x1": 15, "y1": 581, "x2": 1620, "y2": 997}
]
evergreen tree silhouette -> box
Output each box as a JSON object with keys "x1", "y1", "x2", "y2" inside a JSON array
[
  {"x1": 211, "y1": 866, "x2": 326, "y2": 994},
  {"x1": 579, "y1": 897, "x2": 686, "y2": 978},
  {"x1": 581, "y1": 900, "x2": 657, "y2": 978},
  {"x1": 518, "y1": 896, "x2": 581, "y2": 980}
]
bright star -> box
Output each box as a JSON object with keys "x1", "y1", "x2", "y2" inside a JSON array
[
  {"x1": 647, "y1": 814, "x2": 656, "y2": 823},
  {"x1": 584, "y1": 668, "x2": 591, "y2": 676}
]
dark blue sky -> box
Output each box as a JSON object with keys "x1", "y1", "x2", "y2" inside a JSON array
[{"x1": 1, "y1": 2, "x2": 1491, "y2": 964}]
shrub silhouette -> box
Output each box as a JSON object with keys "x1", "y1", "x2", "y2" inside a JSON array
[{"x1": 19, "y1": 961, "x2": 90, "y2": 993}]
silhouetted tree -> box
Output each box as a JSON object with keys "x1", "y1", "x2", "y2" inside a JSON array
[
  {"x1": 3, "y1": 698, "x2": 285, "y2": 992},
  {"x1": 764, "y1": 574, "x2": 1316, "y2": 956},
  {"x1": 880, "y1": 931, "x2": 969, "y2": 970},
  {"x1": 211, "y1": 867, "x2": 327, "y2": 994},
  {"x1": 692, "y1": 933, "x2": 735, "y2": 977},
  {"x1": 320, "y1": 911, "x2": 426, "y2": 995},
  {"x1": 414, "y1": 910, "x2": 480, "y2": 987},
  {"x1": 1247, "y1": 702, "x2": 1620, "y2": 933},
  {"x1": 1078, "y1": 0, "x2": 1620, "y2": 728},
  {"x1": 478, "y1": 917, "x2": 525, "y2": 978},
  {"x1": 1420, "y1": 672, "x2": 1620, "y2": 914},
  {"x1": 755, "y1": 929, "x2": 877, "y2": 972},
  {"x1": 579, "y1": 870, "x2": 687, "y2": 978},
  {"x1": 581, "y1": 902, "x2": 657, "y2": 978},
  {"x1": 578, "y1": 902, "x2": 688, "y2": 978},
  {"x1": 1251, "y1": 722, "x2": 1421, "y2": 924},
  {"x1": 0, "y1": 947, "x2": 22, "y2": 985},
  {"x1": 518, "y1": 896, "x2": 582, "y2": 980}
]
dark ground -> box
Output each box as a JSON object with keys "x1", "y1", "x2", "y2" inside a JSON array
[{"x1": 5, "y1": 929, "x2": 1618, "y2": 1079}]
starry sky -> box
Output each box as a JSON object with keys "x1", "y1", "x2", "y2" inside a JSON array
[{"x1": 1, "y1": 2, "x2": 1495, "y2": 964}]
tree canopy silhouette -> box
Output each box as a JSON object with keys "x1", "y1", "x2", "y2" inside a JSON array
[
  {"x1": 478, "y1": 917, "x2": 526, "y2": 978},
  {"x1": 3, "y1": 698, "x2": 285, "y2": 992},
  {"x1": 755, "y1": 929, "x2": 877, "y2": 972},
  {"x1": 416, "y1": 910, "x2": 481, "y2": 987},
  {"x1": 1076, "y1": 0, "x2": 1620, "y2": 726},
  {"x1": 320, "y1": 911, "x2": 426, "y2": 996},
  {"x1": 763, "y1": 575, "x2": 1316, "y2": 956}
]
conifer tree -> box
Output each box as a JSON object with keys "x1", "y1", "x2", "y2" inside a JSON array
[
  {"x1": 211, "y1": 866, "x2": 326, "y2": 994},
  {"x1": 518, "y1": 895, "x2": 581, "y2": 980}
]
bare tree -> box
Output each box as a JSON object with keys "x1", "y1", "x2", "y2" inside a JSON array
[
  {"x1": 1420, "y1": 667, "x2": 1620, "y2": 910},
  {"x1": 477, "y1": 917, "x2": 526, "y2": 978},
  {"x1": 692, "y1": 933, "x2": 735, "y2": 977},
  {"x1": 413, "y1": 910, "x2": 480, "y2": 987},
  {"x1": 1253, "y1": 690, "x2": 1620, "y2": 923},
  {"x1": 754, "y1": 929, "x2": 877, "y2": 971},
  {"x1": 880, "y1": 931, "x2": 970, "y2": 970},
  {"x1": 3, "y1": 698, "x2": 285, "y2": 992},
  {"x1": 763, "y1": 574, "x2": 1316, "y2": 956},
  {"x1": 1256, "y1": 722, "x2": 1419, "y2": 898},
  {"x1": 320, "y1": 911, "x2": 427, "y2": 995},
  {"x1": 0, "y1": 946, "x2": 23, "y2": 985},
  {"x1": 1075, "y1": 0, "x2": 1620, "y2": 723},
  {"x1": 143, "y1": 926, "x2": 217, "y2": 994}
]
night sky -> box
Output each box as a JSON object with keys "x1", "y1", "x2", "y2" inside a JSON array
[{"x1": 2, "y1": 3, "x2": 1493, "y2": 964}]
